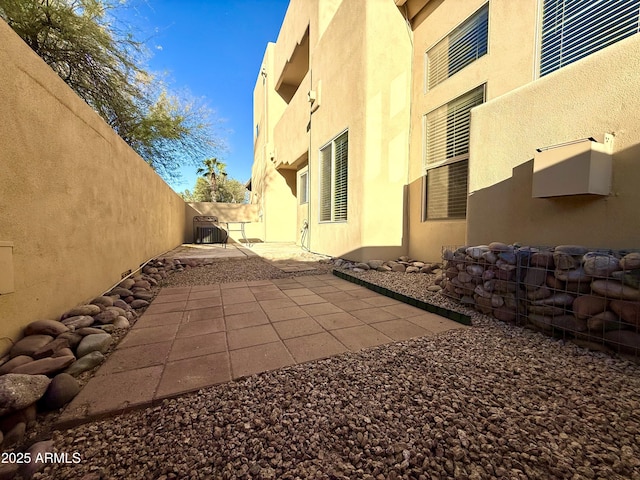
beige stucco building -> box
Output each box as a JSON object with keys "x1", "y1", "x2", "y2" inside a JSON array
[{"x1": 252, "y1": 0, "x2": 640, "y2": 261}]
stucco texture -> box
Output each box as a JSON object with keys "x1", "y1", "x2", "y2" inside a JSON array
[
  {"x1": 467, "y1": 34, "x2": 640, "y2": 249},
  {"x1": 0, "y1": 20, "x2": 185, "y2": 352}
]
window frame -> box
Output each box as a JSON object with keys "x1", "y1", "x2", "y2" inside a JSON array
[
  {"x1": 539, "y1": 0, "x2": 640, "y2": 77},
  {"x1": 424, "y1": 3, "x2": 490, "y2": 92},
  {"x1": 318, "y1": 130, "x2": 348, "y2": 223},
  {"x1": 422, "y1": 85, "x2": 485, "y2": 221},
  {"x1": 298, "y1": 167, "x2": 309, "y2": 205}
]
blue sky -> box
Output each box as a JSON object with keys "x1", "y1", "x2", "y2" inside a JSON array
[{"x1": 122, "y1": 0, "x2": 289, "y2": 193}]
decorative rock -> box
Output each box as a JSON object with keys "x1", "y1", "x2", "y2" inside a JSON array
[
  {"x1": 427, "y1": 285, "x2": 442, "y2": 292},
  {"x1": 91, "y1": 295, "x2": 114, "y2": 307},
  {"x1": 488, "y1": 242, "x2": 511, "y2": 252},
  {"x1": 491, "y1": 294, "x2": 504, "y2": 308},
  {"x1": 398, "y1": 255, "x2": 410, "y2": 262},
  {"x1": 40, "y1": 373, "x2": 80, "y2": 410},
  {"x1": 2, "y1": 421, "x2": 26, "y2": 448},
  {"x1": 473, "y1": 285, "x2": 492, "y2": 299},
  {"x1": 377, "y1": 265, "x2": 392, "y2": 272},
  {"x1": 546, "y1": 275, "x2": 565, "y2": 290},
  {"x1": 497, "y1": 251, "x2": 517, "y2": 265},
  {"x1": 531, "y1": 251, "x2": 555, "y2": 269},
  {"x1": 405, "y1": 266, "x2": 419, "y2": 273},
  {"x1": 493, "y1": 306, "x2": 516, "y2": 322},
  {"x1": 523, "y1": 268, "x2": 546, "y2": 290},
  {"x1": 113, "y1": 299, "x2": 132, "y2": 311},
  {"x1": 112, "y1": 316, "x2": 130, "y2": 329},
  {"x1": 10, "y1": 335, "x2": 54, "y2": 358},
  {"x1": 591, "y1": 279, "x2": 640, "y2": 301},
  {"x1": 63, "y1": 304, "x2": 101, "y2": 318},
  {"x1": 587, "y1": 311, "x2": 622, "y2": 332},
  {"x1": 11, "y1": 355, "x2": 75, "y2": 376},
  {"x1": 76, "y1": 333, "x2": 112, "y2": 358},
  {"x1": 391, "y1": 264, "x2": 406, "y2": 273},
  {"x1": 493, "y1": 280, "x2": 516, "y2": 293},
  {"x1": 582, "y1": 253, "x2": 620, "y2": 277},
  {"x1": 0, "y1": 374, "x2": 51, "y2": 416},
  {"x1": 93, "y1": 309, "x2": 119, "y2": 324},
  {"x1": 352, "y1": 267, "x2": 366, "y2": 272},
  {"x1": 118, "y1": 278, "x2": 136, "y2": 289},
  {"x1": 109, "y1": 287, "x2": 133, "y2": 297},
  {"x1": 529, "y1": 314, "x2": 587, "y2": 332},
  {"x1": 620, "y1": 252, "x2": 640, "y2": 270},
  {"x1": 554, "y1": 267, "x2": 591, "y2": 282},
  {"x1": 96, "y1": 324, "x2": 115, "y2": 333},
  {"x1": 604, "y1": 329, "x2": 640, "y2": 355},
  {"x1": 76, "y1": 327, "x2": 106, "y2": 336},
  {"x1": 573, "y1": 295, "x2": 609, "y2": 320},
  {"x1": 611, "y1": 270, "x2": 640, "y2": 289},
  {"x1": 564, "y1": 281, "x2": 592, "y2": 294},
  {"x1": 531, "y1": 292, "x2": 575, "y2": 306},
  {"x1": 466, "y1": 264, "x2": 484, "y2": 277},
  {"x1": 32, "y1": 337, "x2": 70, "y2": 359},
  {"x1": 355, "y1": 262, "x2": 370, "y2": 270},
  {"x1": 24, "y1": 319, "x2": 68, "y2": 337},
  {"x1": 52, "y1": 347, "x2": 75, "y2": 358},
  {"x1": 57, "y1": 332, "x2": 83, "y2": 349},
  {"x1": 466, "y1": 246, "x2": 489, "y2": 260},
  {"x1": 106, "y1": 306, "x2": 126, "y2": 317},
  {"x1": 64, "y1": 351, "x2": 105, "y2": 376},
  {"x1": 61, "y1": 315, "x2": 95, "y2": 329},
  {"x1": 555, "y1": 245, "x2": 589, "y2": 256},
  {"x1": 457, "y1": 272, "x2": 472, "y2": 283},
  {"x1": 18, "y1": 440, "x2": 54, "y2": 479},
  {"x1": 474, "y1": 296, "x2": 493, "y2": 314},
  {"x1": 526, "y1": 286, "x2": 552, "y2": 301},
  {"x1": 528, "y1": 304, "x2": 566, "y2": 316},
  {"x1": 411, "y1": 261, "x2": 425, "y2": 268},
  {"x1": 133, "y1": 292, "x2": 154, "y2": 301},
  {"x1": 481, "y1": 251, "x2": 498, "y2": 264},
  {"x1": 367, "y1": 260, "x2": 385, "y2": 269},
  {"x1": 130, "y1": 299, "x2": 150, "y2": 309},
  {"x1": 553, "y1": 252, "x2": 578, "y2": 270},
  {"x1": 0, "y1": 356, "x2": 33, "y2": 375},
  {"x1": 133, "y1": 280, "x2": 151, "y2": 289},
  {"x1": 609, "y1": 300, "x2": 640, "y2": 327}
]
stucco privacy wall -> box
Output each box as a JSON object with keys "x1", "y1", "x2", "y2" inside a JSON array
[
  {"x1": 0, "y1": 21, "x2": 185, "y2": 353},
  {"x1": 185, "y1": 203, "x2": 262, "y2": 243},
  {"x1": 467, "y1": 33, "x2": 640, "y2": 249}
]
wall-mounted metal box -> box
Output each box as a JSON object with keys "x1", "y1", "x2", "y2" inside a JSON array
[
  {"x1": 532, "y1": 136, "x2": 613, "y2": 198},
  {"x1": 0, "y1": 241, "x2": 15, "y2": 294}
]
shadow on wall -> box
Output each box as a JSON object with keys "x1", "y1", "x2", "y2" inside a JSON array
[
  {"x1": 466, "y1": 140, "x2": 640, "y2": 249},
  {"x1": 326, "y1": 185, "x2": 411, "y2": 263},
  {"x1": 184, "y1": 203, "x2": 261, "y2": 244}
]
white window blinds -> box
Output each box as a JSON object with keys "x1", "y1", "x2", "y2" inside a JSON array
[
  {"x1": 540, "y1": 0, "x2": 640, "y2": 76},
  {"x1": 427, "y1": 5, "x2": 489, "y2": 90},
  {"x1": 425, "y1": 160, "x2": 469, "y2": 220},
  {"x1": 319, "y1": 131, "x2": 348, "y2": 222},
  {"x1": 299, "y1": 170, "x2": 308, "y2": 204},
  {"x1": 424, "y1": 85, "x2": 484, "y2": 169}
]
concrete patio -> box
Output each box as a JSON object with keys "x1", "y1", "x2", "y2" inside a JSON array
[{"x1": 57, "y1": 245, "x2": 465, "y2": 428}]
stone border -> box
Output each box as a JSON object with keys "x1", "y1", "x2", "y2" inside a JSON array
[{"x1": 332, "y1": 270, "x2": 471, "y2": 326}]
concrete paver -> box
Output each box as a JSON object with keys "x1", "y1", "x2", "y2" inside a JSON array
[{"x1": 58, "y1": 265, "x2": 467, "y2": 428}]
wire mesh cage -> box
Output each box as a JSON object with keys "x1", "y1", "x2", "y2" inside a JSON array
[{"x1": 441, "y1": 243, "x2": 640, "y2": 359}]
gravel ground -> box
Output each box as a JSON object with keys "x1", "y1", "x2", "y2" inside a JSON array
[{"x1": 26, "y1": 261, "x2": 640, "y2": 479}]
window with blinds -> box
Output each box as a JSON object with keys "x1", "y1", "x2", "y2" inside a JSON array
[
  {"x1": 426, "y1": 4, "x2": 489, "y2": 90},
  {"x1": 424, "y1": 161, "x2": 469, "y2": 220},
  {"x1": 540, "y1": 0, "x2": 640, "y2": 76},
  {"x1": 298, "y1": 169, "x2": 308, "y2": 204},
  {"x1": 319, "y1": 131, "x2": 348, "y2": 222},
  {"x1": 424, "y1": 85, "x2": 484, "y2": 168},
  {"x1": 423, "y1": 86, "x2": 484, "y2": 220}
]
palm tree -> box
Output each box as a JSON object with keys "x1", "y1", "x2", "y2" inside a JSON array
[{"x1": 196, "y1": 158, "x2": 227, "y2": 202}]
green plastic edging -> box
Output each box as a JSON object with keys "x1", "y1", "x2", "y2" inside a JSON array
[{"x1": 332, "y1": 270, "x2": 471, "y2": 326}]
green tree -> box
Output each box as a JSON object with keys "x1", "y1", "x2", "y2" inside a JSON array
[
  {"x1": 192, "y1": 177, "x2": 213, "y2": 202},
  {"x1": 0, "y1": 0, "x2": 222, "y2": 180},
  {"x1": 196, "y1": 157, "x2": 227, "y2": 202},
  {"x1": 216, "y1": 177, "x2": 247, "y2": 203}
]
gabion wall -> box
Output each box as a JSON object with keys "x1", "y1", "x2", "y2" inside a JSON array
[{"x1": 442, "y1": 242, "x2": 640, "y2": 357}]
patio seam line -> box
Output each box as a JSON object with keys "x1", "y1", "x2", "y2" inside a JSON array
[{"x1": 154, "y1": 286, "x2": 193, "y2": 402}]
